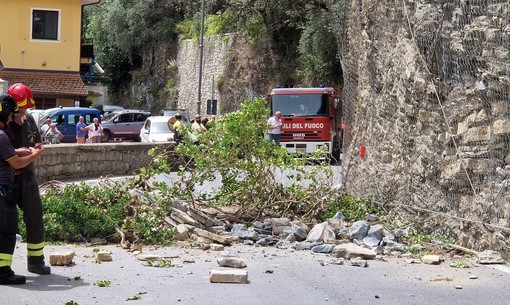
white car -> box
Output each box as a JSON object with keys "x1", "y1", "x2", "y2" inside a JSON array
[{"x1": 140, "y1": 116, "x2": 174, "y2": 143}]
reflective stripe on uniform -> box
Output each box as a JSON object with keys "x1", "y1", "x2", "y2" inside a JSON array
[
  {"x1": 0, "y1": 253, "x2": 13, "y2": 267},
  {"x1": 27, "y1": 242, "x2": 45, "y2": 257}
]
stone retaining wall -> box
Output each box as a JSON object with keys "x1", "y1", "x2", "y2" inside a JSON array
[
  {"x1": 340, "y1": 1, "x2": 510, "y2": 256},
  {"x1": 33, "y1": 143, "x2": 173, "y2": 183}
]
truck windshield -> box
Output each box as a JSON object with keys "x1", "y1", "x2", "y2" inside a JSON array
[{"x1": 271, "y1": 94, "x2": 328, "y2": 117}]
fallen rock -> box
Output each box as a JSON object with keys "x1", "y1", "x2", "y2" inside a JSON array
[
  {"x1": 49, "y1": 251, "x2": 75, "y2": 266},
  {"x1": 174, "y1": 224, "x2": 191, "y2": 241},
  {"x1": 421, "y1": 255, "x2": 441, "y2": 265},
  {"x1": 477, "y1": 250, "x2": 505, "y2": 264},
  {"x1": 217, "y1": 257, "x2": 247, "y2": 268},
  {"x1": 332, "y1": 243, "x2": 377, "y2": 260},
  {"x1": 350, "y1": 259, "x2": 369, "y2": 268},
  {"x1": 306, "y1": 222, "x2": 336, "y2": 243},
  {"x1": 209, "y1": 269, "x2": 248, "y2": 284}
]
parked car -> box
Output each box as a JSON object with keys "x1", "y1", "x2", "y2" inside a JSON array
[
  {"x1": 37, "y1": 107, "x2": 101, "y2": 143},
  {"x1": 140, "y1": 116, "x2": 174, "y2": 143},
  {"x1": 96, "y1": 104, "x2": 124, "y2": 117},
  {"x1": 27, "y1": 108, "x2": 44, "y2": 125},
  {"x1": 159, "y1": 108, "x2": 191, "y2": 125},
  {"x1": 101, "y1": 109, "x2": 151, "y2": 142}
]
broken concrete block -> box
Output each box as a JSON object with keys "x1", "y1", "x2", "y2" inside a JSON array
[
  {"x1": 96, "y1": 251, "x2": 113, "y2": 262},
  {"x1": 210, "y1": 243, "x2": 225, "y2": 251},
  {"x1": 209, "y1": 269, "x2": 248, "y2": 284},
  {"x1": 49, "y1": 251, "x2": 75, "y2": 266},
  {"x1": 194, "y1": 228, "x2": 232, "y2": 245}
]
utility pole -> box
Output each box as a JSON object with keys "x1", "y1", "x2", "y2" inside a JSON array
[{"x1": 197, "y1": 0, "x2": 205, "y2": 115}]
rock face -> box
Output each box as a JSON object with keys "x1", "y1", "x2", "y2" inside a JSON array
[{"x1": 339, "y1": 1, "x2": 510, "y2": 257}]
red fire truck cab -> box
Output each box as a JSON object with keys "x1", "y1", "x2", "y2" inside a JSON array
[{"x1": 269, "y1": 87, "x2": 342, "y2": 162}]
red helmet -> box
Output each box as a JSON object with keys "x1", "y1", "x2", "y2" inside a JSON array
[{"x1": 7, "y1": 83, "x2": 35, "y2": 109}]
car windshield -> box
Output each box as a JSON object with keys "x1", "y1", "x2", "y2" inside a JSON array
[
  {"x1": 38, "y1": 110, "x2": 54, "y2": 126},
  {"x1": 152, "y1": 122, "x2": 172, "y2": 134},
  {"x1": 271, "y1": 94, "x2": 328, "y2": 117},
  {"x1": 102, "y1": 112, "x2": 119, "y2": 122}
]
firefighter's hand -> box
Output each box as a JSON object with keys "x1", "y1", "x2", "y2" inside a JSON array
[
  {"x1": 16, "y1": 147, "x2": 32, "y2": 157},
  {"x1": 30, "y1": 146, "x2": 45, "y2": 156}
]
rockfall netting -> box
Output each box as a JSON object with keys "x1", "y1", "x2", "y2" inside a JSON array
[{"x1": 337, "y1": 0, "x2": 510, "y2": 255}]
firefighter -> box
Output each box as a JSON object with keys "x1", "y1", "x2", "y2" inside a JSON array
[
  {"x1": 0, "y1": 94, "x2": 44, "y2": 284},
  {"x1": 6, "y1": 83, "x2": 51, "y2": 275}
]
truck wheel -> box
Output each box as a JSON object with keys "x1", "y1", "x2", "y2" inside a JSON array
[{"x1": 103, "y1": 130, "x2": 111, "y2": 142}]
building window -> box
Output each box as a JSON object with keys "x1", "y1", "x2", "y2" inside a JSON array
[{"x1": 31, "y1": 9, "x2": 60, "y2": 41}]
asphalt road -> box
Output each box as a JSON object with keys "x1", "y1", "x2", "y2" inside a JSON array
[{"x1": 3, "y1": 243, "x2": 510, "y2": 305}]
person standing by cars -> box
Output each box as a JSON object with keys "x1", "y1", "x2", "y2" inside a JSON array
[
  {"x1": 75, "y1": 116, "x2": 88, "y2": 143},
  {"x1": 86, "y1": 117, "x2": 103, "y2": 143},
  {"x1": 192, "y1": 114, "x2": 206, "y2": 135},
  {"x1": 172, "y1": 113, "x2": 185, "y2": 144},
  {"x1": 5, "y1": 83, "x2": 51, "y2": 275},
  {"x1": 40, "y1": 116, "x2": 52, "y2": 138},
  {"x1": 0, "y1": 95, "x2": 45, "y2": 285},
  {"x1": 45, "y1": 124, "x2": 64, "y2": 144},
  {"x1": 267, "y1": 111, "x2": 283, "y2": 145}
]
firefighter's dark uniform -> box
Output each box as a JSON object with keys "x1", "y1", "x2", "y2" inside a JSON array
[
  {"x1": 0, "y1": 131, "x2": 23, "y2": 284},
  {"x1": 6, "y1": 113, "x2": 50, "y2": 274},
  {"x1": 0, "y1": 95, "x2": 26, "y2": 285}
]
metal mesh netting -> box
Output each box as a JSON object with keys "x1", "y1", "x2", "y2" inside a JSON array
[{"x1": 337, "y1": 0, "x2": 510, "y2": 253}]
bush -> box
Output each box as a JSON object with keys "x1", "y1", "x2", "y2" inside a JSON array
[
  {"x1": 320, "y1": 193, "x2": 380, "y2": 222},
  {"x1": 17, "y1": 180, "x2": 176, "y2": 245},
  {"x1": 37, "y1": 182, "x2": 129, "y2": 242}
]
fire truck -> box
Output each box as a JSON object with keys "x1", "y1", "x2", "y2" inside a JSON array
[{"x1": 269, "y1": 86, "x2": 342, "y2": 162}]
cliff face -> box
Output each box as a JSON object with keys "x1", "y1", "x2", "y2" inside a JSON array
[{"x1": 340, "y1": 0, "x2": 510, "y2": 254}]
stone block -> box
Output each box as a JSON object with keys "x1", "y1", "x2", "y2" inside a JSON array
[
  {"x1": 209, "y1": 269, "x2": 248, "y2": 284},
  {"x1": 96, "y1": 251, "x2": 113, "y2": 262},
  {"x1": 332, "y1": 243, "x2": 376, "y2": 260},
  {"x1": 49, "y1": 251, "x2": 76, "y2": 266}
]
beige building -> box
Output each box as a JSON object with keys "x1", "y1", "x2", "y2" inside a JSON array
[{"x1": 0, "y1": 0, "x2": 101, "y2": 108}]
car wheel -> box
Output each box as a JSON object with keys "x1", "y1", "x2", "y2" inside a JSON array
[{"x1": 103, "y1": 130, "x2": 111, "y2": 142}]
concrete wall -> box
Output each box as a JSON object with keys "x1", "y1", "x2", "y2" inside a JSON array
[
  {"x1": 34, "y1": 143, "x2": 173, "y2": 183},
  {"x1": 176, "y1": 34, "x2": 235, "y2": 116}
]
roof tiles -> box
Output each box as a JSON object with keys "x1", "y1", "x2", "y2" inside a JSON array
[{"x1": 0, "y1": 70, "x2": 89, "y2": 98}]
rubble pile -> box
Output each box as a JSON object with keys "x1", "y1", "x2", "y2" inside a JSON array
[{"x1": 161, "y1": 200, "x2": 506, "y2": 266}]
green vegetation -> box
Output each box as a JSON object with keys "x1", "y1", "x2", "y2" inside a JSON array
[
  {"x1": 84, "y1": 0, "x2": 348, "y2": 106},
  {"x1": 145, "y1": 259, "x2": 173, "y2": 268},
  {"x1": 19, "y1": 180, "x2": 176, "y2": 245},
  {"x1": 22, "y1": 96, "x2": 380, "y2": 245},
  {"x1": 320, "y1": 194, "x2": 380, "y2": 222},
  {"x1": 450, "y1": 261, "x2": 470, "y2": 269},
  {"x1": 138, "y1": 96, "x2": 339, "y2": 221},
  {"x1": 94, "y1": 280, "x2": 112, "y2": 287}
]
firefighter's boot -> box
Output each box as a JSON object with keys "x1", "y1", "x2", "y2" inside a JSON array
[
  {"x1": 0, "y1": 267, "x2": 26, "y2": 285},
  {"x1": 27, "y1": 256, "x2": 51, "y2": 275}
]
